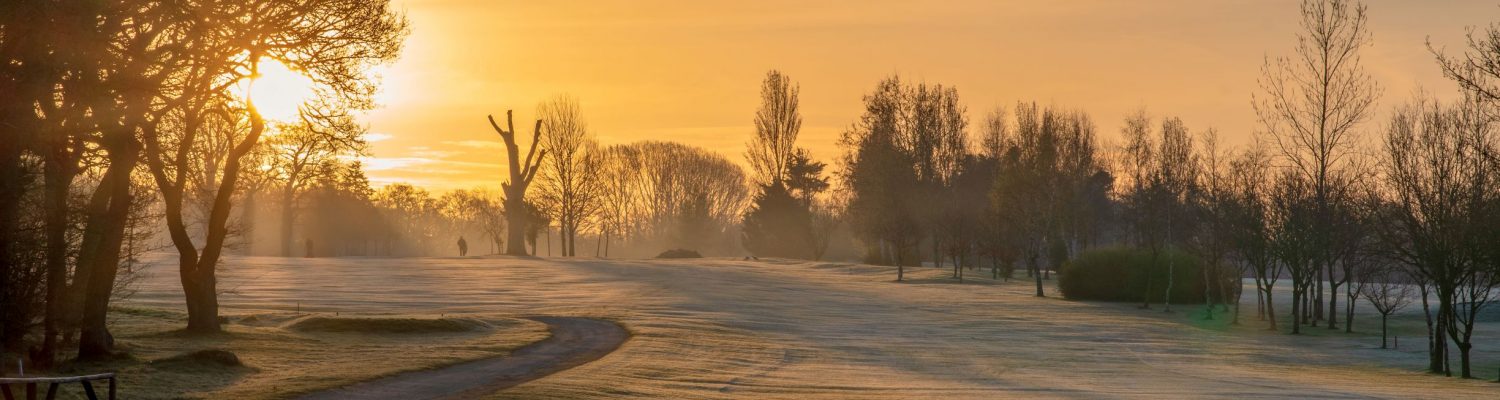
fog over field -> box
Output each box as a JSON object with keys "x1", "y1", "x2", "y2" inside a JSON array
[
  {"x1": 7, "y1": 0, "x2": 1500, "y2": 398},
  {"x1": 115, "y1": 254, "x2": 1497, "y2": 398}
]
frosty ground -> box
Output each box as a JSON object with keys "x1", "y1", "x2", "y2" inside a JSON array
[{"x1": 112, "y1": 254, "x2": 1498, "y2": 399}]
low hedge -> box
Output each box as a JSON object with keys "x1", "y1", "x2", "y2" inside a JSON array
[
  {"x1": 1058, "y1": 246, "x2": 1225, "y2": 304},
  {"x1": 656, "y1": 249, "x2": 703, "y2": 259}
]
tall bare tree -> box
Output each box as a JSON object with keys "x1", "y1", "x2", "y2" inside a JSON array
[
  {"x1": 536, "y1": 96, "x2": 601, "y2": 257},
  {"x1": 746, "y1": 70, "x2": 802, "y2": 185},
  {"x1": 1254, "y1": 0, "x2": 1379, "y2": 329},
  {"x1": 488, "y1": 110, "x2": 547, "y2": 256}
]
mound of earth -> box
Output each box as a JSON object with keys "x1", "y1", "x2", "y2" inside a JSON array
[
  {"x1": 285, "y1": 316, "x2": 493, "y2": 334},
  {"x1": 655, "y1": 249, "x2": 702, "y2": 259},
  {"x1": 152, "y1": 349, "x2": 246, "y2": 369}
]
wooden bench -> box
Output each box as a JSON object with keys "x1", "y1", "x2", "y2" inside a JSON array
[{"x1": 0, "y1": 373, "x2": 115, "y2": 400}]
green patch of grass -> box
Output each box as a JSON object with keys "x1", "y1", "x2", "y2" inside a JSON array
[{"x1": 110, "y1": 306, "x2": 185, "y2": 320}]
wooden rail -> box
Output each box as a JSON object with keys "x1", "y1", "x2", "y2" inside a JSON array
[{"x1": 0, "y1": 373, "x2": 115, "y2": 400}]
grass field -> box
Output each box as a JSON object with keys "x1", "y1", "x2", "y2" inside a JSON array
[{"x1": 82, "y1": 253, "x2": 1500, "y2": 399}]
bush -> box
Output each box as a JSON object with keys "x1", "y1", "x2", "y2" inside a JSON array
[
  {"x1": 1059, "y1": 246, "x2": 1227, "y2": 304},
  {"x1": 655, "y1": 249, "x2": 703, "y2": 259}
]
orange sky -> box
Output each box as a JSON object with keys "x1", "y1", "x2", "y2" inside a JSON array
[{"x1": 356, "y1": 0, "x2": 1497, "y2": 192}]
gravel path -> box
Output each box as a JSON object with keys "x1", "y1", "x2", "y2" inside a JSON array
[{"x1": 294, "y1": 316, "x2": 628, "y2": 400}]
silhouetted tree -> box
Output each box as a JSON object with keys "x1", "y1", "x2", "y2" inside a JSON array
[
  {"x1": 1361, "y1": 264, "x2": 1414, "y2": 349},
  {"x1": 266, "y1": 103, "x2": 368, "y2": 257},
  {"x1": 746, "y1": 70, "x2": 803, "y2": 186},
  {"x1": 488, "y1": 111, "x2": 548, "y2": 256},
  {"x1": 742, "y1": 182, "x2": 813, "y2": 258},
  {"x1": 536, "y1": 96, "x2": 602, "y2": 257},
  {"x1": 1377, "y1": 93, "x2": 1499, "y2": 378},
  {"x1": 1255, "y1": 0, "x2": 1379, "y2": 330}
]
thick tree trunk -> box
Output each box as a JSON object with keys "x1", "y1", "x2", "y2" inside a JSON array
[
  {"x1": 504, "y1": 187, "x2": 528, "y2": 256},
  {"x1": 0, "y1": 139, "x2": 24, "y2": 355},
  {"x1": 1457, "y1": 341, "x2": 1472, "y2": 378},
  {"x1": 78, "y1": 135, "x2": 140, "y2": 360}
]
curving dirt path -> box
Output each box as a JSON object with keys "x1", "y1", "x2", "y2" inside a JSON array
[{"x1": 295, "y1": 316, "x2": 628, "y2": 400}]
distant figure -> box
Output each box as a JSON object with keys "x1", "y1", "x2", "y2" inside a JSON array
[
  {"x1": 305, "y1": 239, "x2": 314, "y2": 258},
  {"x1": 457, "y1": 236, "x2": 469, "y2": 257}
]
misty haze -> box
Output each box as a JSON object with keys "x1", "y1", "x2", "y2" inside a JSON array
[{"x1": 5, "y1": 0, "x2": 1500, "y2": 399}]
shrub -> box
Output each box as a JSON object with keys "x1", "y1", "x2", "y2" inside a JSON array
[
  {"x1": 1059, "y1": 246, "x2": 1227, "y2": 304},
  {"x1": 656, "y1": 249, "x2": 703, "y2": 259}
]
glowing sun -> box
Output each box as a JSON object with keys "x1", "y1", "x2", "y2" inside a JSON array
[{"x1": 237, "y1": 59, "x2": 315, "y2": 122}]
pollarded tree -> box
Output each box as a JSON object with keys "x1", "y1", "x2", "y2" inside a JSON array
[{"x1": 488, "y1": 111, "x2": 548, "y2": 256}]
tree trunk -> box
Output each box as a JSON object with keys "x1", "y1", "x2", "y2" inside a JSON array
[
  {"x1": 280, "y1": 187, "x2": 296, "y2": 257},
  {"x1": 504, "y1": 187, "x2": 528, "y2": 255},
  {"x1": 1290, "y1": 286, "x2": 1302, "y2": 334},
  {"x1": 1381, "y1": 314, "x2": 1388, "y2": 349},
  {"x1": 38, "y1": 149, "x2": 77, "y2": 368},
  {"x1": 1202, "y1": 263, "x2": 1214, "y2": 320},
  {"x1": 1327, "y1": 273, "x2": 1340, "y2": 330},
  {"x1": 1141, "y1": 250, "x2": 1156, "y2": 309},
  {"x1": 1032, "y1": 255, "x2": 1044, "y2": 297},
  {"x1": 0, "y1": 139, "x2": 25, "y2": 355},
  {"x1": 1457, "y1": 342, "x2": 1472, "y2": 379},
  {"x1": 1264, "y1": 285, "x2": 1277, "y2": 331},
  {"x1": 78, "y1": 135, "x2": 140, "y2": 360},
  {"x1": 1344, "y1": 283, "x2": 1355, "y2": 333}
]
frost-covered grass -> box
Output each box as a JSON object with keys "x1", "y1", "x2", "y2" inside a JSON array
[
  {"x1": 53, "y1": 305, "x2": 548, "y2": 399},
  {"x1": 103, "y1": 253, "x2": 1499, "y2": 399}
]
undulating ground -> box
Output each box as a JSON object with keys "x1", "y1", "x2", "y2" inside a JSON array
[{"x1": 98, "y1": 253, "x2": 1499, "y2": 399}]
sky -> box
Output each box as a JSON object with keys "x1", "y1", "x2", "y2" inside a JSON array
[{"x1": 355, "y1": 0, "x2": 1499, "y2": 192}]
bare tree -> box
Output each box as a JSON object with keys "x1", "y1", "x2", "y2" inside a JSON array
[
  {"x1": 267, "y1": 103, "x2": 368, "y2": 257},
  {"x1": 596, "y1": 145, "x2": 642, "y2": 257},
  {"x1": 746, "y1": 70, "x2": 802, "y2": 185},
  {"x1": 1361, "y1": 264, "x2": 1415, "y2": 349},
  {"x1": 1225, "y1": 146, "x2": 1279, "y2": 328},
  {"x1": 1254, "y1": 0, "x2": 1380, "y2": 329},
  {"x1": 488, "y1": 111, "x2": 548, "y2": 256},
  {"x1": 1378, "y1": 93, "x2": 1499, "y2": 377},
  {"x1": 536, "y1": 96, "x2": 601, "y2": 257}
]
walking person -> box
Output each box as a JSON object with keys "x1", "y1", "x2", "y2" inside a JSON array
[{"x1": 458, "y1": 236, "x2": 469, "y2": 257}]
